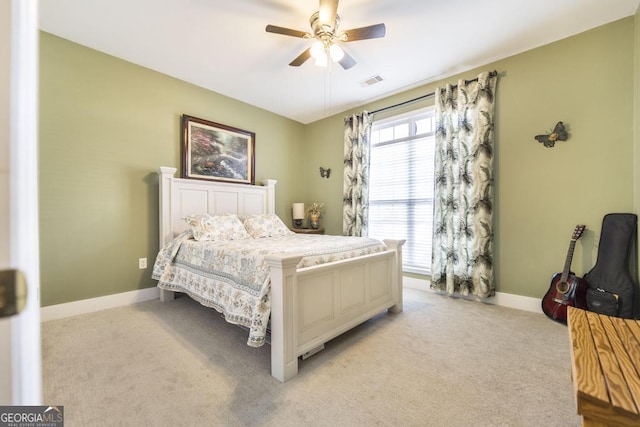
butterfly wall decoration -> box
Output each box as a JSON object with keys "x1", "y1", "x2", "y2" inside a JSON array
[
  {"x1": 319, "y1": 167, "x2": 331, "y2": 178},
  {"x1": 535, "y1": 121, "x2": 568, "y2": 148}
]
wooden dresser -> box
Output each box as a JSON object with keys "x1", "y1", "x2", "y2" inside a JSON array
[{"x1": 567, "y1": 306, "x2": 640, "y2": 426}]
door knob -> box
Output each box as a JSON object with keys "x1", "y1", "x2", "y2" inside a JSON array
[{"x1": 0, "y1": 269, "x2": 27, "y2": 318}]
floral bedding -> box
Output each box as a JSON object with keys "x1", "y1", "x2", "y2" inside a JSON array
[{"x1": 152, "y1": 232, "x2": 387, "y2": 347}]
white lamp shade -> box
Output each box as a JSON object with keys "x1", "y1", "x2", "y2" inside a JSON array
[
  {"x1": 292, "y1": 203, "x2": 305, "y2": 219},
  {"x1": 314, "y1": 52, "x2": 328, "y2": 67},
  {"x1": 310, "y1": 41, "x2": 325, "y2": 59},
  {"x1": 329, "y1": 44, "x2": 344, "y2": 62}
]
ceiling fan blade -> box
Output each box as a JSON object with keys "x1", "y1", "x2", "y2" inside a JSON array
[
  {"x1": 318, "y1": 0, "x2": 339, "y2": 27},
  {"x1": 338, "y1": 50, "x2": 356, "y2": 70},
  {"x1": 265, "y1": 25, "x2": 308, "y2": 38},
  {"x1": 289, "y1": 48, "x2": 311, "y2": 67},
  {"x1": 343, "y1": 23, "x2": 386, "y2": 41}
]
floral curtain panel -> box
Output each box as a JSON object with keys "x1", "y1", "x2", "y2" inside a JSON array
[
  {"x1": 431, "y1": 71, "x2": 498, "y2": 298},
  {"x1": 343, "y1": 112, "x2": 372, "y2": 237}
]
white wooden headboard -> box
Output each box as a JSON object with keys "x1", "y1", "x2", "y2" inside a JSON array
[{"x1": 157, "y1": 167, "x2": 276, "y2": 246}]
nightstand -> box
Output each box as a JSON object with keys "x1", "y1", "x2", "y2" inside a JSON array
[{"x1": 291, "y1": 228, "x2": 325, "y2": 235}]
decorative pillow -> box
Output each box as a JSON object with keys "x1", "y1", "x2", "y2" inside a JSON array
[
  {"x1": 183, "y1": 213, "x2": 251, "y2": 241},
  {"x1": 242, "y1": 213, "x2": 293, "y2": 238}
]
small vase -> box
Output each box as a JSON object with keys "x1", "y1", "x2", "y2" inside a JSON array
[{"x1": 310, "y1": 214, "x2": 319, "y2": 229}]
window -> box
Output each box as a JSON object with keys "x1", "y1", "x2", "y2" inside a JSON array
[{"x1": 368, "y1": 107, "x2": 435, "y2": 275}]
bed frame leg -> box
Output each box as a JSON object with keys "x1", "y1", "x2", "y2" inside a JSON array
[
  {"x1": 388, "y1": 302, "x2": 403, "y2": 314},
  {"x1": 384, "y1": 239, "x2": 405, "y2": 314},
  {"x1": 160, "y1": 289, "x2": 175, "y2": 302},
  {"x1": 264, "y1": 254, "x2": 303, "y2": 382}
]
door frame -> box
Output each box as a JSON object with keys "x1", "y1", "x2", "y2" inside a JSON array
[{"x1": 0, "y1": 0, "x2": 42, "y2": 405}]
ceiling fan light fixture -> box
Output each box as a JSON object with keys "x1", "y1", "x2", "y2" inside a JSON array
[
  {"x1": 266, "y1": 0, "x2": 386, "y2": 70},
  {"x1": 329, "y1": 44, "x2": 344, "y2": 62},
  {"x1": 314, "y1": 52, "x2": 328, "y2": 67},
  {"x1": 310, "y1": 40, "x2": 325, "y2": 60}
]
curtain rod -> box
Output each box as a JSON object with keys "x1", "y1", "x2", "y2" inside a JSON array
[{"x1": 370, "y1": 70, "x2": 498, "y2": 116}]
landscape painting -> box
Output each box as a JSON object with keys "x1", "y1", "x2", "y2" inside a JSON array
[{"x1": 182, "y1": 115, "x2": 255, "y2": 184}]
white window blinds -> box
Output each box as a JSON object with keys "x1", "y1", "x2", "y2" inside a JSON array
[{"x1": 368, "y1": 107, "x2": 435, "y2": 275}]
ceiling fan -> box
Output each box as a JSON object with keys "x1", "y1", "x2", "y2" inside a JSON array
[{"x1": 265, "y1": 0, "x2": 386, "y2": 70}]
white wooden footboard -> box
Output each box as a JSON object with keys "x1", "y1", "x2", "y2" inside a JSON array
[{"x1": 265, "y1": 239, "x2": 404, "y2": 382}]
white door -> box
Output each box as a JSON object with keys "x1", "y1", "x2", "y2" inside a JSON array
[{"x1": 0, "y1": 0, "x2": 42, "y2": 405}]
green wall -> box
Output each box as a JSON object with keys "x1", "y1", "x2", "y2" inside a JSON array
[
  {"x1": 39, "y1": 32, "x2": 306, "y2": 306},
  {"x1": 305, "y1": 17, "x2": 636, "y2": 299},
  {"x1": 40, "y1": 15, "x2": 638, "y2": 306}
]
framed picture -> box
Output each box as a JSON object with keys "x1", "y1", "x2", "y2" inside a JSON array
[{"x1": 181, "y1": 114, "x2": 255, "y2": 184}]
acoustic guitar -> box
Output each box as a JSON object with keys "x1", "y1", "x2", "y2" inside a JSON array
[{"x1": 541, "y1": 225, "x2": 588, "y2": 323}]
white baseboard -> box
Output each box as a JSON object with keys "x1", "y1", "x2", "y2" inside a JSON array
[
  {"x1": 41, "y1": 287, "x2": 160, "y2": 322},
  {"x1": 403, "y1": 277, "x2": 543, "y2": 315},
  {"x1": 485, "y1": 291, "x2": 543, "y2": 314}
]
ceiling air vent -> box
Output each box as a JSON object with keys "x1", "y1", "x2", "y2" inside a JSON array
[{"x1": 361, "y1": 74, "x2": 384, "y2": 87}]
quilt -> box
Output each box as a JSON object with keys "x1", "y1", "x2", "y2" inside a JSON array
[{"x1": 152, "y1": 232, "x2": 387, "y2": 347}]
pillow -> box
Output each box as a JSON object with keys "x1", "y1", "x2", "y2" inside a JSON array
[
  {"x1": 183, "y1": 213, "x2": 251, "y2": 241},
  {"x1": 242, "y1": 213, "x2": 293, "y2": 239}
]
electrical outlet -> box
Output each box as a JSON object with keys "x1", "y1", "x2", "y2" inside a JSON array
[{"x1": 138, "y1": 258, "x2": 147, "y2": 269}]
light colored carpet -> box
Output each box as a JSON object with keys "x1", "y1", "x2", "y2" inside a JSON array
[{"x1": 42, "y1": 286, "x2": 582, "y2": 427}]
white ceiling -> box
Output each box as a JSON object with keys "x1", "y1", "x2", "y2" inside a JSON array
[{"x1": 39, "y1": 0, "x2": 639, "y2": 124}]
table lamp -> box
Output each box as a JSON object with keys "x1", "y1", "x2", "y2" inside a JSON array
[{"x1": 292, "y1": 203, "x2": 304, "y2": 228}]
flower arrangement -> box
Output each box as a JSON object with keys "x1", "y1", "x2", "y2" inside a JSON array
[{"x1": 305, "y1": 201, "x2": 324, "y2": 218}]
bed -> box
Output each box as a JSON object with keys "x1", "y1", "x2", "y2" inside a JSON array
[{"x1": 153, "y1": 166, "x2": 405, "y2": 382}]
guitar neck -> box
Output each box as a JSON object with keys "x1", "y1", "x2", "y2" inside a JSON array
[{"x1": 560, "y1": 240, "x2": 577, "y2": 283}]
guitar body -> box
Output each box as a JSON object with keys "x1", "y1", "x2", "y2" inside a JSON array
[
  {"x1": 541, "y1": 224, "x2": 587, "y2": 324},
  {"x1": 541, "y1": 272, "x2": 588, "y2": 323}
]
